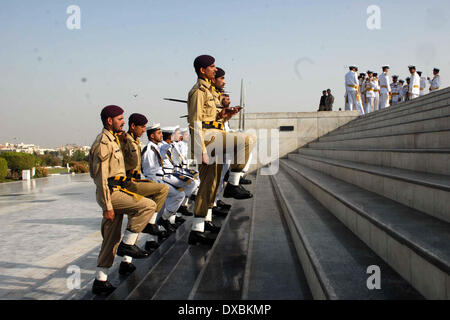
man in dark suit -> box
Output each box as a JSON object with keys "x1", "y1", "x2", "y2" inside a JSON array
[
  {"x1": 318, "y1": 90, "x2": 327, "y2": 111},
  {"x1": 325, "y1": 89, "x2": 334, "y2": 111}
]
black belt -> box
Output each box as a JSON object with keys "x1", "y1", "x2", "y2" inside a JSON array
[
  {"x1": 107, "y1": 176, "x2": 130, "y2": 189},
  {"x1": 126, "y1": 169, "x2": 141, "y2": 179},
  {"x1": 107, "y1": 176, "x2": 143, "y2": 200},
  {"x1": 202, "y1": 121, "x2": 224, "y2": 130}
]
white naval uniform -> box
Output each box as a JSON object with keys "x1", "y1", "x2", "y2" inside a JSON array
[
  {"x1": 345, "y1": 71, "x2": 363, "y2": 113},
  {"x1": 379, "y1": 72, "x2": 391, "y2": 109},
  {"x1": 141, "y1": 141, "x2": 185, "y2": 218},
  {"x1": 429, "y1": 75, "x2": 440, "y2": 92},
  {"x1": 159, "y1": 141, "x2": 198, "y2": 197},
  {"x1": 420, "y1": 77, "x2": 427, "y2": 96},
  {"x1": 373, "y1": 80, "x2": 380, "y2": 111},
  {"x1": 360, "y1": 78, "x2": 367, "y2": 111},
  {"x1": 409, "y1": 72, "x2": 421, "y2": 100},
  {"x1": 165, "y1": 140, "x2": 200, "y2": 194},
  {"x1": 365, "y1": 79, "x2": 376, "y2": 114},
  {"x1": 390, "y1": 82, "x2": 402, "y2": 105}
]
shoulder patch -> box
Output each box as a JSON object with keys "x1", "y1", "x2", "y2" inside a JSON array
[{"x1": 98, "y1": 142, "x2": 110, "y2": 161}]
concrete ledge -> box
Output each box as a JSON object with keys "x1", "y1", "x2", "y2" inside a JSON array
[
  {"x1": 298, "y1": 148, "x2": 450, "y2": 176},
  {"x1": 331, "y1": 103, "x2": 450, "y2": 136},
  {"x1": 320, "y1": 116, "x2": 450, "y2": 142},
  {"x1": 308, "y1": 130, "x2": 450, "y2": 149},
  {"x1": 272, "y1": 164, "x2": 423, "y2": 299},
  {"x1": 289, "y1": 154, "x2": 450, "y2": 223},
  {"x1": 280, "y1": 159, "x2": 449, "y2": 299}
]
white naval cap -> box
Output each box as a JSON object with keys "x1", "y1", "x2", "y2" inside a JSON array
[
  {"x1": 180, "y1": 127, "x2": 189, "y2": 133},
  {"x1": 146, "y1": 123, "x2": 161, "y2": 133},
  {"x1": 161, "y1": 125, "x2": 180, "y2": 133}
]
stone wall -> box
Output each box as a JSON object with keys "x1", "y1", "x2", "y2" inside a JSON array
[{"x1": 228, "y1": 111, "x2": 360, "y2": 173}]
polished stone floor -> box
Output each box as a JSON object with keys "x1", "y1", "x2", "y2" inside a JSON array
[{"x1": 0, "y1": 174, "x2": 103, "y2": 300}]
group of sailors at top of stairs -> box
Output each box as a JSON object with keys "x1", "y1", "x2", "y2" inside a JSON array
[
  {"x1": 345, "y1": 65, "x2": 441, "y2": 115},
  {"x1": 88, "y1": 54, "x2": 256, "y2": 296}
]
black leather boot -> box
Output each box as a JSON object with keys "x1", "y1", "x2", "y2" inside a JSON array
[
  {"x1": 118, "y1": 262, "x2": 136, "y2": 276},
  {"x1": 212, "y1": 206, "x2": 229, "y2": 217},
  {"x1": 178, "y1": 205, "x2": 193, "y2": 216},
  {"x1": 188, "y1": 231, "x2": 216, "y2": 246},
  {"x1": 116, "y1": 242, "x2": 150, "y2": 259},
  {"x1": 159, "y1": 218, "x2": 177, "y2": 233},
  {"x1": 217, "y1": 199, "x2": 232, "y2": 210},
  {"x1": 223, "y1": 183, "x2": 253, "y2": 199},
  {"x1": 205, "y1": 221, "x2": 221, "y2": 233},
  {"x1": 92, "y1": 279, "x2": 116, "y2": 296},
  {"x1": 142, "y1": 223, "x2": 168, "y2": 238},
  {"x1": 145, "y1": 240, "x2": 160, "y2": 252}
]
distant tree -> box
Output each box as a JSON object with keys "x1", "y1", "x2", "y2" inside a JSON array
[
  {"x1": 0, "y1": 158, "x2": 7, "y2": 180},
  {"x1": 38, "y1": 154, "x2": 61, "y2": 167},
  {"x1": 72, "y1": 150, "x2": 88, "y2": 162},
  {"x1": 0, "y1": 152, "x2": 35, "y2": 178}
]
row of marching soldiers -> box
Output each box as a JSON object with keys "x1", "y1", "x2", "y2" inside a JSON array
[
  {"x1": 345, "y1": 65, "x2": 441, "y2": 114},
  {"x1": 88, "y1": 55, "x2": 256, "y2": 296}
]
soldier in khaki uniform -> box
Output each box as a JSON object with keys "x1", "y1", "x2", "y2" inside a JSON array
[
  {"x1": 187, "y1": 55, "x2": 256, "y2": 246},
  {"x1": 121, "y1": 113, "x2": 170, "y2": 253},
  {"x1": 89, "y1": 105, "x2": 155, "y2": 296}
]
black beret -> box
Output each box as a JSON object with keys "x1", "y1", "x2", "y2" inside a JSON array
[
  {"x1": 433, "y1": 68, "x2": 440, "y2": 73},
  {"x1": 128, "y1": 113, "x2": 148, "y2": 126},
  {"x1": 101, "y1": 105, "x2": 124, "y2": 122},
  {"x1": 215, "y1": 67, "x2": 225, "y2": 78},
  {"x1": 194, "y1": 55, "x2": 215, "y2": 73}
]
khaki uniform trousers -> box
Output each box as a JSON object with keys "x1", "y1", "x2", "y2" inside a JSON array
[
  {"x1": 97, "y1": 189, "x2": 156, "y2": 268},
  {"x1": 194, "y1": 129, "x2": 256, "y2": 217},
  {"x1": 127, "y1": 180, "x2": 169, "y2": 213}
]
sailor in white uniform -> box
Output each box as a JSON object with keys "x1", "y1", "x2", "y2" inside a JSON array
[
  {"x1": 162, "y1": 126, "x2": 200, "y2": 216},
  {"x1": 373, "y1": 73, "x2": 380, "y2": 111},
  {"x1": 428, "y1": 68, "x2": 440, "y2": 92},
  {"x1": 364, "y1": 71, "x2": 376, "y2": 114},
  {"x1": 390, "y1": 75, "x2": 402, "y2": 105},
  {"x1": 379, "y1": 65, "x2": 391, "y2": 109},
  {"x1": 408, "y1": 65, "x2": 421, "y2": 100},
  {"x1": 359, "y1": 73, "x2": 367, "y2": 111},
  {"x1": 345, "y1": 66, "x2": 364, "y2": 114},
  {"x1": 417, "y1": 71, "x2": 427, "y2": 96},
  {"x1": 141, "y1": 124, "x2": 190, "y2": 234}
]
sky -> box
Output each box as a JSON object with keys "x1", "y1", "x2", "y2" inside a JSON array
[{"x1": 0, "y1": 0, "x2": 449, "y2": 147}]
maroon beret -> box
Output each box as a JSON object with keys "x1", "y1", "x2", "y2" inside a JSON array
[
  {"x1": 128, "y1": 113, "x2": 148, "y2": 126},
  {"x1": 101, "y1": 105, "x2": 124, "y2": 122},
  {"x1": 194, "y1": 55, "x2": 215, "y2": 73},
  {"x1": 215, "y1": 67, "x2": 225, "y2": 78}
]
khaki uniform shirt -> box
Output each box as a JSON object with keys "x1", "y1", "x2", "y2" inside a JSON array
[
  {"x1": 187, "y1": 78, "x2": 220, "y2": 155},
  {"x1": 89, "y1": 128, "x2": 126, "y2": 211},
  {"x1": 121, "y1": 133, "x2": 142, "y2": 173}
]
